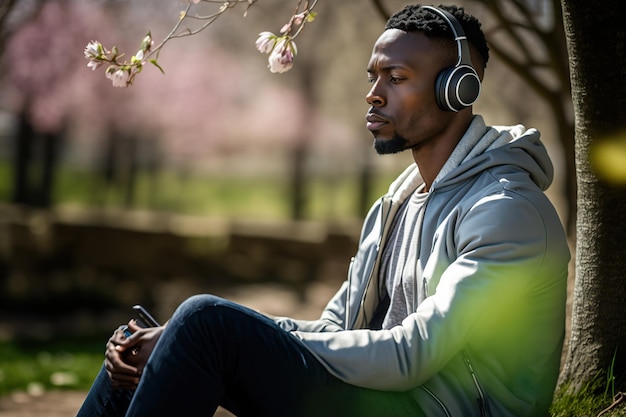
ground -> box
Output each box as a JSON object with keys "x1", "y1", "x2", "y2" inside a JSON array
[
  {"x1": 0, "y1": 282, "x2": 337, "y2": 417},
  {"x1": 0, "y1": 391, "x2": 236, "y2": 417},
  {"x1": 0, "y1": 391, "x2": 87, "y2": 417}
]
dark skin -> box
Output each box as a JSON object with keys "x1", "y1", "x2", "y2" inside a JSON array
[
  {"x1": 366, "y1": 29, "x2": 484, "y2": 191},
  {"x1": 104, "y1": 28, "x2": 487, "y2": 390},
  {"x1": 105, "y1": 320, "x2": 165, "y2": 389}
]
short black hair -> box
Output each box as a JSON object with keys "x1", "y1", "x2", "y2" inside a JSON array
[{"x1": 385, "y1": 4, "x2": 489, "y2": 68}]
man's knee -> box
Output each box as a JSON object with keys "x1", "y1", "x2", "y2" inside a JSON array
[{"x1": 172, "y1": 294, "x2": 228, "y2": 324}]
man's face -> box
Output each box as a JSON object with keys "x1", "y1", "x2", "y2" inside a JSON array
[{"x1": 366, "y1": 29, "x2": 454, "y2": 154}]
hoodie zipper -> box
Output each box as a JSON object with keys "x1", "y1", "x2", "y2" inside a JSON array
[
  {"x1": 420, "y1": 386, "x2": 452, "y2": 417},
  {"x1": 463, "y1": 353, "x2": 489, "y2": 417},
  {"x1": 345, "y1": 257, "x2": 355, "y2": 330},
  {"x1": 413, "y1": 193, "x2": 431, "y2": 311},
  {"x1": 351, "y1": 196, "x2": 394, "y2": 329}
]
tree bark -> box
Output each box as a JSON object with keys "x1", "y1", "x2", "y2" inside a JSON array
[{"x1": 558, "y1": 0, "x2": 626, "y2": 391}]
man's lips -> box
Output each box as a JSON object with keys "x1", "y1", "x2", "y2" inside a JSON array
[{"x1": 366, "y1": 112, "x2": 389, "y2": 131}]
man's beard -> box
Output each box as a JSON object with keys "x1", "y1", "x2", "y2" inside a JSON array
[{"x1": 373, "y1": 132, "x2": 410, "y2": 155}]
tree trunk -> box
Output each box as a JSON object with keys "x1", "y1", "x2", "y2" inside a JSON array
[
  {"x1": 551, "y1": 96, "x2": 576, "y2": 234},
  {"x1": 11, "y1": 109, "x2": 60, "y2": 208},
  {"x1": 33, "y1": 130, "x2": 61, "y2": 208},
  {"x1": 558, "y1": 0, "x2": 626, "y2": 391},
  {"x1": 12, "y1": 109, "x2": 34, "y2": 205},
  {"x1": 123, "y1": 135, "x2": 138, "y2": 209},
  {"x1": 289, "y1": 143, "x2": 307, "y2": 220},
  {"x1": 289, "y1": 62, "x2": 315, "y2": 221}
]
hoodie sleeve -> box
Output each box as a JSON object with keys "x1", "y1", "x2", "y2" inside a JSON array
[
  {"x1": 289, "y1": 190, "x2": 568, "y2": 391},
  {"x1": 272, "y1": 280, "x2": 348, "y2": 333}
]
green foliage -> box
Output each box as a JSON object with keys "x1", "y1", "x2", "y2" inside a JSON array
[
  {"x1": 0, "y1": 340, "x2": 104, "y2": 397},
  {"x1": 0, "y1": 160, "x2": 396, "y2": 220},
  {"x1": 0, "y1": 162, "x2": 11, "y2": 201}
]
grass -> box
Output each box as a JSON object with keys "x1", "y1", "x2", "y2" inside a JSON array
[
  {"x1": 551, "y1": 352, "x2": 625, "y2": 417},
  {"x1": 0, "y1": 339, "x2": 104, "y2": 397},
  {"x1": 551, "y1": 379, "x2": 626, "y2": 417},
  {"x1": 0, "y1": 160, "x2": 398, "y2": 221}
]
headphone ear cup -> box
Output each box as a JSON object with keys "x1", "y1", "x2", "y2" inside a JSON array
[
  {"x1": 451, "y1": 65, "x2": 481, "y2": 110},
  {"x1": 435, "y1": 65, "x2": 481, "y2": 112},
  {"x1": 435, "y1": 67, "x2": 456, "y2": 111}
]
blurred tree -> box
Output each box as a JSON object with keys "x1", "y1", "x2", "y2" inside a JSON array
[
  {"x1": 0, "y1": 0, "x2": 18, "y2": 58},
  {"x1": 1, "y1": 1, "x2": 169, "y2": 209},
  {"x1": 0, "y1": 1, "x2": 277, "y2": 211},
  {"x1": 0, "y1": 0, "x2": 44, "y2": 60},
  {"x1": 289, "y1": 65, "x2": 314, "y2": 220},
  {"x1": 557, "y1": 0, "x2": 626, "y2": 394},
  {"x1": 2, "y1": 1, "x2": 70, "y2": 207},
  {"x1": 12, "y1": 103, "x2": 63, "y2": 207}
]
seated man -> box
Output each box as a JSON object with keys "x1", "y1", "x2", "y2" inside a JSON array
[{"x1": 77, "y1": 4, "x2": 570, "y2": 417}]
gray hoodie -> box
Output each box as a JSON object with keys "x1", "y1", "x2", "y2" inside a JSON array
[{"x1": 276, "y1": 115, "x2": 570, "y2": 416}]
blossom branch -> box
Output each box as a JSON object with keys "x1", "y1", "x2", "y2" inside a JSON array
[
  {"x1": 255, "y1": 0, "x2": 318, "y2": 73},
  {"x1": 84, "y1": 0, "x2": 316, "y2": 87}
]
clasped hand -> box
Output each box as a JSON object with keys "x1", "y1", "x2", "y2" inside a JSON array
[{"x1": 105, "y1": 319, "x2": 164, "y2": 389}]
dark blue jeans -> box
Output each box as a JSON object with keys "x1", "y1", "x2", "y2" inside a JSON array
[{"x1": 76, "y1": 294, "x2": 423, "y2": 417}]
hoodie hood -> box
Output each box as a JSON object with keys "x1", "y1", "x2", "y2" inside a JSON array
[
  {"x1": 387, "y1": 115, "x2": 554, "y2": 201},
  {"x1": 432, "y1": 115, "x2": 554, "y2": 191}
]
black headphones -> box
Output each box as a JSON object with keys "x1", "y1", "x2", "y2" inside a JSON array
[{"x1": 421, "y1": 6, "x2": 481, "y2": 112}]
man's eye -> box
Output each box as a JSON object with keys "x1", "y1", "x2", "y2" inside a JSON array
[
  {"x1": 390, "y1": 76, "x2": 403, "y2": 83},
  {"x1": 367, "y1": 77, "x2": 376, "y2": 84}
]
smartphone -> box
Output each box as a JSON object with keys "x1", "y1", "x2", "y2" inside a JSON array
[{"x1": 132, "y1": 304, "x2": 161, "y2": 328}]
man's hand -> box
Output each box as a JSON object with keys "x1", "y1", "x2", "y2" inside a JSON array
[{"x1": 104, "y1": 320, "x2": 165, "y2": 389}]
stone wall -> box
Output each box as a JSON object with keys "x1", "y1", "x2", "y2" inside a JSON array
[{"x1": 0, "y1": 204, "x2": 361, "y2": 339}]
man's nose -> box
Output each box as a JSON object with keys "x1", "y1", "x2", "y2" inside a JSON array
[{"x1": 366, "y1": 82, "x2": 386, "y2": 107}]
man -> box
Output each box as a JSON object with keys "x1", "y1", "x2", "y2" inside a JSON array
[{"x1": 77, "y1": 4, "x2": 570, "y2": 416}]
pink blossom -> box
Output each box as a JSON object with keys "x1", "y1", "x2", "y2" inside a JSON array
[
  {"x1": 268, "y1": 38, "x2": 296, "y2": 73},
  {"x1": 255, "y1": 31, "x2": 276, "y2": 54},
  {"x1": 279, "y1": 23, "x2": 290, "y2": 34},
  {"x1": 84, "y1": 40, "x2": 101, "y2": 59},
  {"x1": 106, "y1": 67, "x2": 130, "y2": 87},
  {"x1": 292, "y1": 13, "x2": 306, "y2": 26},
  {"x1": 133, "y1": 49, "x2": 145, "y2": 63},
  {"x1": 87, "y1": 59, "x2": 101, "y2": 71},
  {"x1": 85, "y1": 41, "x2": 105, "y2": 71}
]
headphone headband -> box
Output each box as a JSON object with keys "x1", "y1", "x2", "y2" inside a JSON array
[{"x1": 421, "y1": 6, "x2": 473, "y2": 68}]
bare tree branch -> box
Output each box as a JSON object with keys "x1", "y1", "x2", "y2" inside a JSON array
[
  {"x1": 370, "y1": 0, "x2": 390, "y2": 21},
  {"x1": 0, "y1": 0, "x2": 44, "y2": 58}
]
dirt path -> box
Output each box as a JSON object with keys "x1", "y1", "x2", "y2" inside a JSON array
[
  {"x1": 0, "y1": 391, "x2": 240, "y2": 416},
  {"x1": 0, "y1": 391, "x2": 86, "y2": 417}
]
